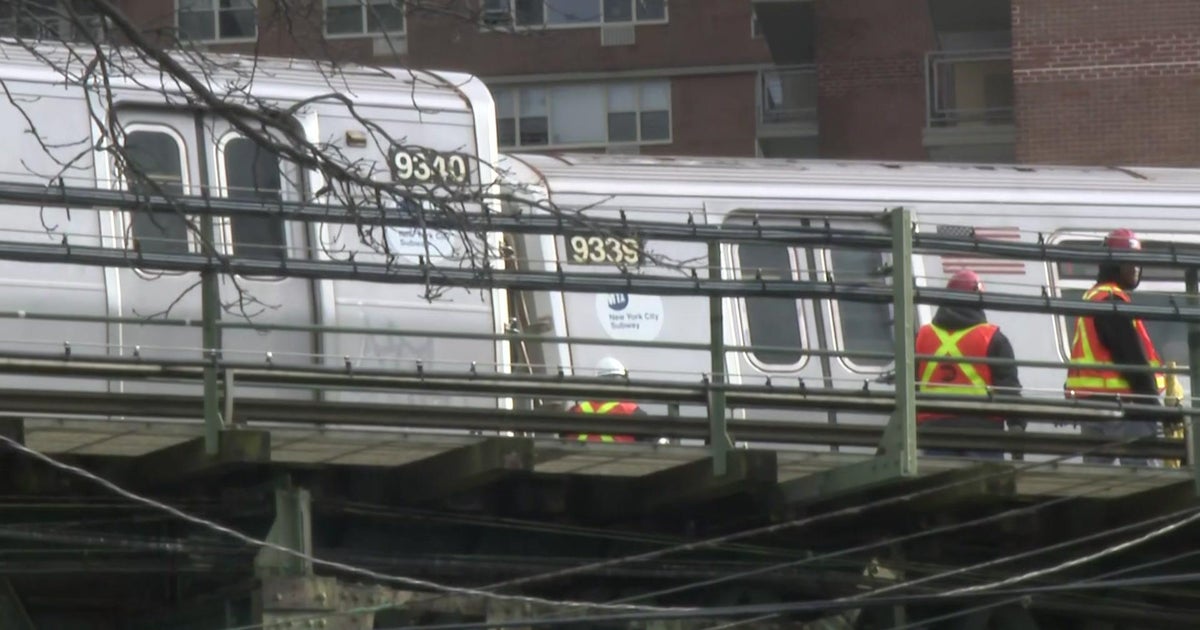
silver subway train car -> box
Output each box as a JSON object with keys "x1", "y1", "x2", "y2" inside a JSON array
[
  {"x1": 499, "y1": 152, "x2": 1200, "y2": 453},
  {"x1": 0, "y1": 41, "x2": 508, "y2": 412}
]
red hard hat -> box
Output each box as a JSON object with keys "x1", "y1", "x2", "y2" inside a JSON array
[
  {"x1": 946, "y1": 269, "x2": 983, "y2": 292},
  {"x1": 1104, "y1": 228, "x2": 1141, "y2": 250}
]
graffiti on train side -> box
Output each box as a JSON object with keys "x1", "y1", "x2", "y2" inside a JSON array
[{"x1": 352, "y1": 312, "x2": 449, "y2": 406}]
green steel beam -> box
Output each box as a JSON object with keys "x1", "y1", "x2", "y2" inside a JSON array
[
  {"x1": 1188, "y1": 269, "x2": 1200, "y2": 495},
  {"x1": 254, "y1": 475, "x2": 313, "y2": 578},
  {"x1": 889, "y1": 206, "x2": 918, "y2": 476},
  {"x1": 709, "y1": 240, "x2": 733, "y2": 475}
]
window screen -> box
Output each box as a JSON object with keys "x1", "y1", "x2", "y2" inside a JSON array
[
  {"x1": 738, "y1": 244, "x2": 804, "y2": 366},
  {"x1": 224, "y1": 137, "x2": 286, "y2": 260},
  {"x1": 124, "y1": 130, "x2": 189, "y2": 255},
  {"x1": 829, "y1": 248, "x2": 893, "y2": 367}
]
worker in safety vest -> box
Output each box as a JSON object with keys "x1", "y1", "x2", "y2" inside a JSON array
[
  {"x1": 916, "y1": 269, "x2": 1023, "y2": 460},
  {"x1": 562, "y1": 357, "x2": 646, "y2": 443},
  {"x1": 1064, "y1": 228, "x2": 1165, "y2": 467}
]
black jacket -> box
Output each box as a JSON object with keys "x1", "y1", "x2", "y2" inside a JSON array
[
  {"x1": 1088, "y1": 271, "x2": 1160, "y2": 402},
  {"x1": 918, "y1": 305, "x2": 1023, "y2": 427}
]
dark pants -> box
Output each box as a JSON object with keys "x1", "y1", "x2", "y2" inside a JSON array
[
  {"x1": 1081, "y1": 418, "x2": 1159, "y2": 467},
  {"x1": 920, "y1": 417, "x2": 1007, "y2": 460},
  {"x1": 1076, "y1": 395, "x2": 1160, "y2": 467}
]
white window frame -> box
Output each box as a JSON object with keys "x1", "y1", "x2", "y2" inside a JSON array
[
  {"x1": 491, "y1": 0, "x2": 668, "y2": 31},
  {"x1": 175, "y1": 0, "x2": 259, "y2": 44},
  {"x1": 732, "y1": 242, "x2": 811, "y2": 372},
  {"x1": 116, "y1": 123, "x2": 198, "y2": 256},
  {"x1": 1047, "y1": 229, "x2": 1200, "y2": 363},
  {"x1": 214, "y1": 131, "x2": 294, "y2": 269},
  {"x1": 819, "y1": 246, "x2": 897, "y2": 374},
  {"x1": 751, "y1": 11, "x2": 762, "y2": 39},
  {"x1": 493, "y1": 80, "x2": 672, "y2": 150},
  {"x1": 323, "y1": 0, "x2": 406, "y2": 39}
]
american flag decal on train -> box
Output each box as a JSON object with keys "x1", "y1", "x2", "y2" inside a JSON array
[{"x1": 935, "y1": 224, "x2": 1026, "y2": 275}]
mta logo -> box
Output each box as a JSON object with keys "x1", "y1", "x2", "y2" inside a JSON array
[{"x1": 607, "y1": 293, "x2": 630, "y2": 311}]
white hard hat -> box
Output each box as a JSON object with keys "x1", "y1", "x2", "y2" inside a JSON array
[{"x1": 595, "y1": 357, "x2": 626, "y2": 378}]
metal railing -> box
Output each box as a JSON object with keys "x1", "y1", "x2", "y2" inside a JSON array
[
  {"x1": 925, "y1": 49, "x2": 1014, "y2": 127},
  {"x1": 0, "y1": 183, "x2": 1195, "y2": 485},
  {"x1": 758, "y1": 65, "x2": 818, "y2": 125}
]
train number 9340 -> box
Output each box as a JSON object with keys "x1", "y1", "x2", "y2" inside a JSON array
[
  {"x1": 564, "y1": 232, "x2": 643, "y2": 266},
  {"x1": 390, "y1": 148, "x2": 470, "y2": 187}
]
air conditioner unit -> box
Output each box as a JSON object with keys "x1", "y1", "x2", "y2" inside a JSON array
[{"x1": 481, "y1": 0, "x2": 511, "y2": 26}]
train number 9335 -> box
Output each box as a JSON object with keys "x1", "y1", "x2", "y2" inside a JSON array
[
  {"x1": 564, "y1": 232, "x2": 643, "y2": 266},
  {"x1": 390, "y1": 147, "x2": 470, "y2": 187}
]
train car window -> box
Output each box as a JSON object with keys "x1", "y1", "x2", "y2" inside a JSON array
[
  {"x1": 123, "y1": 130, "x2": 190, "y2": 255},
  {"x1": 223, "y1": 136, "x2": 287, "y2": 260},
  {"x1": 738, "y1": 243, "x2": 804, "y2": 365},
  {"x1": 1055, "y1": 239, "x2": 1199, "y2": 282},
  {"x1": 829, "y1": 248, "x2": 893, "y2": 368}
]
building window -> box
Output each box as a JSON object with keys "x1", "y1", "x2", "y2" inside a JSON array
[
  {"x1": 0, "y1": 0, "x2": 102, "y2": 42},
  {"x1": 222, "y1": 136, "x2": 287, "y2": 260},
  {"x1": 738, "y1": 243, "x2": 806, "y2": 367},
  {"x1": 492, "y1": 80, "x2": 671, "y2": 149},
  {"x1": 827, "y1": 248, "x2": 894, "y2": 370},
  {"x1": 325, "y1": 0, "x2": 404, "y2": 36},
  {"x1": 123, "y1": 129, "x2": 190, "y2": 255},
  {"x1": 498, "y1": 0, "x2": 666, "y2": 28},
  {"x1": 177, "y1": 0, "x2": 257, "y2": 42}
]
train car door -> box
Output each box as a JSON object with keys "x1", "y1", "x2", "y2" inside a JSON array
[
  {"x1": 813, "y1": 214, "x2": 927, "y2": 444},
  {"x1": 109, "y1": 106, "x2": 316, "y2": 399},
  {"x1": 719, "y1": 210, "x2": 832, "y2": 433}
]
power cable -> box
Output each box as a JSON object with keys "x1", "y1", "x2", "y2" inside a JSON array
[
  {"x1": 1, "y1": 422, "x2": 1181, "y2": 629},
  {"x1": 217, "y1": 437, "x2": 1169, "y2": 630},
  {"x1": 0, "y1": 434, "x2": 686, "y2": 614},
  {"x1": 514, "y1": 460, "x2": 1179, "y2": 628},
  {"x1": 888, "y1": 549, "x2": 1200, "y2": 630},
  {"x1": 372, "y1": 571, "x2": 1200, "y2": 630}
]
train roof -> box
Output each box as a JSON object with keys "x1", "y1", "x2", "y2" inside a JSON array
[
  {"x1": 501, "y1": 152, "x2": 1200, "y2": 208},
  {"x1": 0, "y1": 39, "x2": 487, "y2": 113}
]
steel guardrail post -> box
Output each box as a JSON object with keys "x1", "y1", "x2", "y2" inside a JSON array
[
  {"x1": 889, "y1": 207, "x2": 918, "y2": 475},
  {"x1": 708, "y1": 239, "x2": 733, "y2": 475},
  {"x1": 200, "y1": 216, "x2": 222, "y2": 455},
  {"x1": 1187, "y1": 269, "x2": 1200, "y2": 494}
]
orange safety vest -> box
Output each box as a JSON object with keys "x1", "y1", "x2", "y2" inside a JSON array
[
  {"x1": 564, "y1": 401, "x2": 639, "y2": 443},
  {"x1": 915, "y1": 322, "x2": 998, "y2": 423},
  {"x1": 1065, "y1": 282, "x2": 1166, "y2": 398}
]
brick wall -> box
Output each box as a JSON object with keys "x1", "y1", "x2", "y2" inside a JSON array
[
  {"x1": 1013, "y1": 0, "x2": 1200, "y2": 165},
  {"x1": 114, "y1": 0, "x2": 765, "y2": 158},
  {"x1": 642, "y1": 73, "x2": 759, "y2": 157},
  {"x1": 815, "y1": 0, "x2": 936, "y2": 160}
]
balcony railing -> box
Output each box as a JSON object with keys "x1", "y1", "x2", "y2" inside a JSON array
[
  {"x1": 925, "y1": 49, "x2": 1014, "y2": 128},
  {"x1": 759, "y1": 65, "x2": 817, "y2": 126}
]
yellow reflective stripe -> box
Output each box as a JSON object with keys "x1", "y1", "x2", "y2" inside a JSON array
[
  {"x1": 574, "y1": 434, "x2": 618, "y2": 442},
  {"x1": 577, "y1": 401, "x2": 621, "y2": 414},
  {"x1": 919, "y1": 324, "x2": 990, "y2": 396},
  {"x1": 1066, "y1": 375, "x2": 1131, "y2": 390}
]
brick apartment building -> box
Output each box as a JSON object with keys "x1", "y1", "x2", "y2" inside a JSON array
[
  {"x1": 53, "y1": 0, "x2": 808, "y2": 159},
  {"x1": 4, "y1": 1, "x2": 1192, "y2": 166},
  {"x1": 754, "y1": 0, "x2": 1200, "y2": 166}
]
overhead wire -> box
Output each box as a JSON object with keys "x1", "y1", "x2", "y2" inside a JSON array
[
  {"x1": 498, "y1": 455, "x2": 1183, "y2": 628},
  {"x1": 219, "y1": 436, "x2": 1175, "y2": 630},
  {"x1": 887, "y1": 549, "x2": 1200, "y2": 630},
  {"x1": 0, "y1": 412, "x2": 1186, "y2": 630}
]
